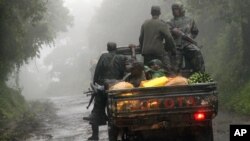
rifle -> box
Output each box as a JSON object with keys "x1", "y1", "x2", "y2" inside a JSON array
[
  {"x1": 171, "y1": 28, "x2": 198, "y2": 46},
  {"x1": 84, "y1": 83, "x2": 97, "y2": 109},
  {"x1": 167, "y1": 22, "x2": 200, "y2": 47},
  {"x1": 84, "y1": 83, "x2": 105, "y2": 109},
  {"x1": 83, "y1": 88, "x2": 93, "y2": 97}
]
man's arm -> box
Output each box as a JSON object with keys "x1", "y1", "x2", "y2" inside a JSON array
[
  {"x1": 93, "y1": 55, "x2": 104, "y2": 84},
  {"x1": 191, "y1": 19, "x2": 199, "y2": 39},
  {"x1": 139, "y1": 24, "x2": 144, "y2": 48},
  {"x1": 161, "y1": 23, "x2": 176, "y2": 54}
]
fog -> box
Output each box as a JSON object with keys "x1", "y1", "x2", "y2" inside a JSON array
[
  {"x1": 1, "y1": 1, "x2": 250, "y2": 140},
  {"x1": 17, "y1": 0, "x2": 102, "y2": 99},
  {"x1": 17, "y1": 0, "x2": 175, "y2": 99}
]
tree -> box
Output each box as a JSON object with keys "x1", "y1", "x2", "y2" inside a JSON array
[
  {"x1": 0, "y1": 0, "x2": 72, "y2": 83},
  {"x1": 0, "y1": 1, "x2": 72, "y2": 136},
  {"x1": 185, "y1": 0, "x2": 250, "y2": 114}
]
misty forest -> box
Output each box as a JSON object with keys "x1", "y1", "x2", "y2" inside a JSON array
[{"x1": 0, "y1": 0, "x2": 250, "y2": 140}]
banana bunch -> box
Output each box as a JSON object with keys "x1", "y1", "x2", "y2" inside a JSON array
[{"x1": 188, "y1": 72, "x2": 213, "y2": 84}]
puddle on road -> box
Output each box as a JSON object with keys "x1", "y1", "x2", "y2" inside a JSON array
[{"x1": 27, "y1": 95, "x2": 108, "y2": 141}]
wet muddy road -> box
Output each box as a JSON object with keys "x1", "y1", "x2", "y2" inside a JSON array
[
  {"x1": 27, "y1": 95, "x2": 108, "y2": 141},
  {"x1": 27, "y1": 95, "x2": 250, "y2": 141}
]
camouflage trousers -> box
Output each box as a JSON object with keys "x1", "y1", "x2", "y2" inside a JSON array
[{"x1": 173, "y1": 44, "x2": 205, "y2": 73}]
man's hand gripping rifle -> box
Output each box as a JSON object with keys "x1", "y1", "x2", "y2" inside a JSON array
[
  {"x1": 167, "y1": 22, "x2": 201, "y2": 48},
  {"x1": 84, "y1": 83, "x2": 104, "y2": 109}
]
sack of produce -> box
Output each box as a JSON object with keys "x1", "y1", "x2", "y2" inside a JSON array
[
  {"x1": 110, "y1": 81, "x2": 134, "y2": 90},
  {"x1": 165, "y1": 76, "x2": 188, "y2": 86},
  {"x1": 141, "y1": 76, "x2": 169, "y2": 88},
  {"x1": 188, "y1": 73, "x2": 213, "y2": 84},
  {"x1": 109, "y1": 81, "x2": 134, "y2": 96}
]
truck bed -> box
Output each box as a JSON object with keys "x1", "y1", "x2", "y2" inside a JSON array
[{"x1": 107, "y1": 82, "x2": 218, "y2": 129}]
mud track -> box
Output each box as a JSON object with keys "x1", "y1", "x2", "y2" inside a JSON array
[{"x1": 27, "y1": 95, "x2": 250, "y2": 141}]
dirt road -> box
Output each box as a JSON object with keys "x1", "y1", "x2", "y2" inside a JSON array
[{"x1": 26, "y1": 95, "x2": 250, "y2": 141}]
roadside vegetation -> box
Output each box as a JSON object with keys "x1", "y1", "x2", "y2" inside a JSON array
[
  {"x1": 0, "y1": 0, "x2": 71, "y2": 139},
  {"x1": 0, "y1": 85, "x2": 56, "y2": 141},
  {"x1": 184, "y1": 0, "x2": 250, "y2": 114}
]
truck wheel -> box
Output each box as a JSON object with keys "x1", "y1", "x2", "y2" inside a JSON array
[
  {"x1": 194, "y1": 123, "x2": 214, "y2": 141},
  {"x1": 108, "y1": 122, "x2": 118, "y2": 141},
  {"x1": 122, "y1": 131, "x2": 143, "y2": 141}
]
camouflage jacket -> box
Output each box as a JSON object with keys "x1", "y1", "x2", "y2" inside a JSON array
[{"x1": 168, "y1": 16, "x2": 199, "y2": 48}]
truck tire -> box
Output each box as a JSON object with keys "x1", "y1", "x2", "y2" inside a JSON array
[
  {"x1": 121, "y1": 130, "x2": 144, "y2": 141},
  {"x1": 194, "y1": 122, "x2": 214, "y2": 141},
  {"x1": 108, "y1": 122, "x2": 118, "y2": 141}
]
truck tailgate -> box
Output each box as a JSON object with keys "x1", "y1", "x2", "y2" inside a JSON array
[{"x1": 107, "y1": 83, "x2": 218, "y2": 127}]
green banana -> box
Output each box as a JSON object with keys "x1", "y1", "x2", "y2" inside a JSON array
[{"x1": 188, "y1": 72, "x2": 213, "y2": 84}]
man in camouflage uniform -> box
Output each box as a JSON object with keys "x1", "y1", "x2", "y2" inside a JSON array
[
  {"x1": 84, "y1": 42, "x2": 127, "y2": 140},
  {"x1": 139, "y1": 6, "x2": 176, "y2": 76},
  {"x1": 168, "y1": 2, "x2": 205, "y2": 73}
]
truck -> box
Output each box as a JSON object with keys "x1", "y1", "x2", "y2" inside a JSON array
[{"x1": 106, "y1": 46, "x2": 218, "y2": 141}]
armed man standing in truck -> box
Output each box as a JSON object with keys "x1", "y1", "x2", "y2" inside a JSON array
[
  {"x1": 139, "y1": 6, "x2": 176, "y2": 76},
  {"x1": 83, "y1": 42, "x2": 127, "y2": 140},
  {"x1": 168, "y1": 2, "x2": 205, "y2": 73}
]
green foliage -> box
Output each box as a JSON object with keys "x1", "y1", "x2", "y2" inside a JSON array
[
  {"x1": 228, "y1": 82, "x2": 250, "y2": 115},
  {"x1": 184, "y1": 0, "x2": 250, "y2": 114},
  {"x1": 0, "y1": 83, "x2": 27, "y2": 130},
  {"x1": 0, "y1": 0, "x2": 72, "y2": 81},
  {"x1": 0, "y1": 84, "x2": 56, "y2": 140},
  {"x1": 0, "y1": 0, "x2": 72, "y2": 139}
]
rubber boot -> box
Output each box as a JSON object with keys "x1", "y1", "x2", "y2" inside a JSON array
[{"x1": 88, "y1": 124, "x2": 99, "y2": 140}]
